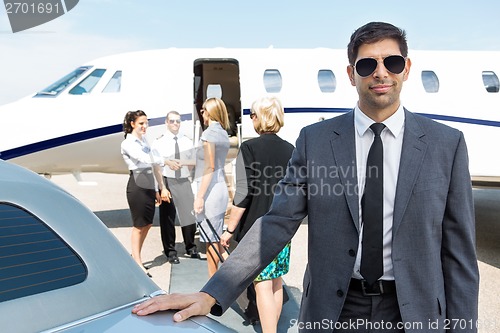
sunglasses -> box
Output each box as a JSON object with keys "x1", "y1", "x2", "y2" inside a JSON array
[
  {"x1": 354, "y1": 55, "x2": 406, "y2": 77},
  {"x1": 168, "y1": 119, "x2": 181, "y2": 124}
]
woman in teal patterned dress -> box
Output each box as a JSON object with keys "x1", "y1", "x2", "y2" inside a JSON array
[
  {"x1": 254, "y1": 242, "x2": 291, "y2": 282},
  {"x1": 220, "y1": 96, "x2": 294, "y2": 333}
]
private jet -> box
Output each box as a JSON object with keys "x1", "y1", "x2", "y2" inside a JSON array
[{"x1": 0, "y1": 48, "x2": 499, "y2": 185}]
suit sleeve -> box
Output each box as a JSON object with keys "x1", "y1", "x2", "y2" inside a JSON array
[
  {"x1": 201, "y1": 128, "x2": 310, "y2": 314},
  {"x1": 442, "y1": 132, "x2": 479, "y2": 331}
]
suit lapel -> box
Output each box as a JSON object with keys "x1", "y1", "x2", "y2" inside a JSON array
[
  {"x1": 392, "y1": 110, "x2": 427, "y2": 234},
  {"x1": 329, "y1": 111, "x2": 360, "y2": 231}
]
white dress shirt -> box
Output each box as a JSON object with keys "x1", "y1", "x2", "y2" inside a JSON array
[
  {"x1": 153, "y1": 131, "x2": 194, "y2": 178},
  {"x1": 120, "y1": 134, "x2": 162, "y2": 170},
  {"x1": 352, "y1": 104, "x2": 405, "y2": 281}
]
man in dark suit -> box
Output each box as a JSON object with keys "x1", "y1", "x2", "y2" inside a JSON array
[{"x1": 133, "y1": 22, "x2": 479, "y2": 332}]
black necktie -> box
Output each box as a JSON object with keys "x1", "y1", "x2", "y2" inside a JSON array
[
  {"x1": 174, "y1": 136, "x2": 181, "y2": 178},
  {"x1": 360, "y1": 123, "x2": 385, "y2": 286}
]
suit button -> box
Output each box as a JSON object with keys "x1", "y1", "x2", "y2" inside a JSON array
[
  {"x1": 337, "y1": 290, "x2": 344, "y2": 297},
  {"x1": 348, "y1": 249, "x2": 356, "y2": 257}
]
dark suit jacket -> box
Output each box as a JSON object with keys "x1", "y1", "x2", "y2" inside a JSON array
[{"x1": 202, "y1": 109, "x2": 479, "y2": 333}]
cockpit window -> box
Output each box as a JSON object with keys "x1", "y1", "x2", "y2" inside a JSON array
[
  {"x1": 34, "y1": 66, "x2": 92, "y2": 97},
  {"x1": 102, "y1": 71, "x2": 122, "y2": 93},
  {"x1": 69, "y1": 69, "x2": 106, "y2": 95}
]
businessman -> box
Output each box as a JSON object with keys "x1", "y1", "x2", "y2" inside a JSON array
[{"x1": 134, "y1": 22, "x2": 479, "y2": 332}]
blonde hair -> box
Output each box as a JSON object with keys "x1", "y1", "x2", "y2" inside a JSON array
[
  {"x1": 202, "y1": 97, "x2": 230, "y2": 130},
  {"x1": 251, "y1": 96, "x2": 285, "y2": 134}
]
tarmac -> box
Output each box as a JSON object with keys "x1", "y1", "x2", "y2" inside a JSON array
[{"x1": 51, "y1": 172, "x2": 499, "y2": 333}]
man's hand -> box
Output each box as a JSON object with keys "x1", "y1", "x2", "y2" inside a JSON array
[
  {"x1": 160, "y1": 188, "x2": 171, "y2": 203},
  {"x1": 132, "y1": 292, "x2": 216, "y2": 322},
  {"x1": 166, "y1": 159, "x2": 182, "y2": 170}
]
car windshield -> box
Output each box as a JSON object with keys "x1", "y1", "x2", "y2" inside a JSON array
[{"x1": 34, "y1": 66, "x2": 92, "y2": 97}]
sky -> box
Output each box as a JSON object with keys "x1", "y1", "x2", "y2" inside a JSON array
[{"x1": 2, "y1": 0, "x2": 500, "y2": 106}]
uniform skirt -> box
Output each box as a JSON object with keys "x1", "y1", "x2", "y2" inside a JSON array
[{"x1": 126, "y1": 169, "x2": 156, "y2": 227}]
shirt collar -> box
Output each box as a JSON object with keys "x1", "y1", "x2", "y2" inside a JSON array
[
  {"x1": 127, "y1": 133, "x2": 144, "y2": 144},
  {"x1": 354, "y1": 104, "x2": 405, "y2": 138},
  {"x1": 165, "y1": 131, "x2": 182, "y2": 139},
  {"x1": 209, "y1": 121, "x2": 222, "y2": 129}
]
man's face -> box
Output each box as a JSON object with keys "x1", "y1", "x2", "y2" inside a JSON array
[
  {"x1": 347, "y1": 38, "x2": 411, "y2": 119},
  {"x1": 166, "y1": 115, "x2": 181, "y2": 134}
]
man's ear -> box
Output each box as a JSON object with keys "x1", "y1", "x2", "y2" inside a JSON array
[
  {"x1": 347, "y1": 65, "x2": 356, "y2": 86},
  {"x1": 403, "y1": 58, "x2": 412, "y2": 81}
]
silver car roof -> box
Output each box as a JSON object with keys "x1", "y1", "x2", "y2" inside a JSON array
[{"x1": 0, "y1": 160, "x2": 171, "y2": 332}]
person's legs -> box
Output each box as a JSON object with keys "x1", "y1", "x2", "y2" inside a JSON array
[
  {"x1": 127, "y1": 171, "x2": 156, "y2": 272},
  {"x1": 131, "y1": 224, "x2": 152, "y2": 268},
  {"x1": 200, "y1": 213, "x2": 225, "y2": 276},
  {"x1": 272, "y1": 277, "x2": 284, "y2": 319},
  {"x1": 337, "y1": 282, "x2": 403, "y2": 333},
  {"x1": 206, "y1": 242, "x2": 220, "y2": 277},
  {"x1": 206, "y1": 242, "x2": 228, "y2": 277},
  {"x1": 181, "y1": 223, "x2": 198, "y2": 256},
  {"x1": 200, "y1": 182, "x2": 226, "y2": 276},
  {"x1": 158, "y1": 192, "x2": 178, "y2": 262},
  {"x1": 245, "y1": 284, "x2": 260, "y2": 325},
  {"x1": 170, "y1": 179, "x2": 198, "y2": 256},
  {"x1": 254, "y1": 278, "x2": 283, "y2": 333}
]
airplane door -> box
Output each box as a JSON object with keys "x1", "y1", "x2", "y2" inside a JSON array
[{"x1": 193, "y1": 59, "x2": 241, "y2": 138}]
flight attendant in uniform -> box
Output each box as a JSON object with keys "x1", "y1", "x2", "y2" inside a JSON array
[{"x1": 121, "y1": 110, "x2": 170, "y2": 275}]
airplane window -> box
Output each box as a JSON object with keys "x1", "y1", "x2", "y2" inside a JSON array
[
  {"x1": 69, "y1": 69, "x2": 106, "y2": 95},
  {"x1": 102, "y1": 71, "x2": 122, "y2": 93},
  {"x1": 318, "y1": 70, "x2": 336, "y2": 93},
  {"x1": 421, "y1": 70, "x2": 439, "y2": 93},
  {"x1": 264, "y1": 69, "x2": 282, "y2": 93},
  {"x1": 34, "y1": 66, "x2": 92, "y2": 97},
  {"x1": 482, "y1": 71, "x2": 499, "y2": 93},
  {"x1": 0, "y1": 203, "x2": 87, "y2": 302}
]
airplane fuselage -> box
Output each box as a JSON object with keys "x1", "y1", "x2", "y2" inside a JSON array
[{"x1": 1, "y1": 48, "x2": 499, "y2": 183}]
